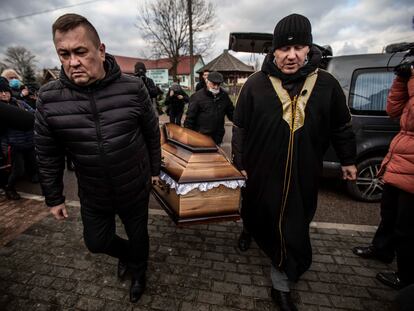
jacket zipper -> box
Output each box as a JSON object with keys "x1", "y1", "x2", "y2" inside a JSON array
[{"x1": 89, "y1": 93, "x2": 114, "y2": 193}]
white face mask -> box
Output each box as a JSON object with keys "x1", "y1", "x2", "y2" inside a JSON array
[{"x1": 209, "y1": 88, "x2": 220, "y2": 95}]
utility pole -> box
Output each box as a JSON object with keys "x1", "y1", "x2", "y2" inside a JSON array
[{"x1": 188, "y1": 0, "x2": 194, "y2": 92}]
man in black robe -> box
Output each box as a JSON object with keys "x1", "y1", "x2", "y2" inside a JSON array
[{"x1": 232, "y1": 14, "x2": 357, "y2": 311}]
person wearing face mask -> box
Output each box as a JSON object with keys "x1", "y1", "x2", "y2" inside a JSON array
[
  {"x1": 0, "y1": 77, "x2": 34, "y2": 193},
  {"x1": 184, "y1": 71, "x2": 234, "y2": 145},
  {"x1": 9, "y1": 78, "x2": 23, "y2": 99},
  {"x1": 231, "y1": 14, "x2": 357, "y2": 310},
  {"x1": 0, "y1": 77, "x2": 37, "y2": 200},
  {"x1": 1, "y1": 69, "x2": 23, "y2": 99}
]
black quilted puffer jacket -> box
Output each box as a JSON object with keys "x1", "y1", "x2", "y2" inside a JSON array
[{"x1": 35, "y1": 54, "x2": 161, "y2": 209}]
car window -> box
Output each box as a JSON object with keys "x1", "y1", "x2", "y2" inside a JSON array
[{"x1": 349, "y1": 69, "x2": 395, "y2": 115}]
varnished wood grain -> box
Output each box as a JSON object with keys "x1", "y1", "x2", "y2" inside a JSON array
[
  {"x1": 153, "y1": 184, "x2": 240, "y2": 220},
  {"x1": 159, "y1": 124, "x2": 245, "y2": 183},
  {"x1": 165, "y1": 123, "x2": 217, "y2": 151}
]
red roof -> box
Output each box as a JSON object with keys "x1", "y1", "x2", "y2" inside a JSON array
[{"x1": 113, "y1": 55, "x2": 203, "y2": 75}]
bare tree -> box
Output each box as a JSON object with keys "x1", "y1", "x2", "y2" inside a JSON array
[
  {"x1": 0, "y1": 61, "x2": 6, "y2": 74},
  {"x1": 137, "y1": 0, "x2": 215, "y2": 79},
  {"x1": 2, "y1": 46, "x2": 37, "y2": 82}
]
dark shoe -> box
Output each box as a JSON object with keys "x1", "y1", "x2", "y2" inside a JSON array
[
  {"x1": 271, "y1": 288, "x2": 297, "y2": 311},
  {"x1": 238, "y1": 231, "x2": 251, "y2": 252},
  {"x1": 130, "y1": 275, "x2": 146, "y2": 303},
  {"x1": 352, "y1": 245, "x2": 393, "y2": 263},
  {"x1": 118, "y1": 260, "x2": 128, "y2": 280},
  {"x1": 376, "y1": 272, "x2": 406, "y2": 290},
  {"x1": 5, "y1": 188, "x2": 20, "y2": 200}
]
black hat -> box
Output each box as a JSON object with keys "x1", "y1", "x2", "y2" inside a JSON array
[
  {"x1": 272, "y1": 13, "x2": 312, "y2": 50},
  {"x1": 207, "y1": 71, "x2": 224, "y2": 84},
  {"x1": 0, "y1": 77, "x2": 11, "y2": 93},
  {"x1": 134, "y1": 61, "x2": 147, "y2": 74}
]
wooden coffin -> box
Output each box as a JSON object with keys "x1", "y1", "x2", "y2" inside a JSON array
[{"x1": 152, "y1": 123, "x2": 245, "y2": 225}]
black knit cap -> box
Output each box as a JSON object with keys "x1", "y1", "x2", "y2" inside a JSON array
[
  {"x1": 272, "y1": 13, "x2": 312, "y2": 50},
  {"x1": 0, "y1": 77, "x2": 11, "y2": 93}
]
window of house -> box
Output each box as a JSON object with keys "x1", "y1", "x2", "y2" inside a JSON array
[{"x1": 349, "y1": 69, "x2": 395, "y2": 114}]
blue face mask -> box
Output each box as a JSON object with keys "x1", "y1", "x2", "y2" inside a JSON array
[{"x1": 9, "y1": 78, "x2": 21, "y2": 89}]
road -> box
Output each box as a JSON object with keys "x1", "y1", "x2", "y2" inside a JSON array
[{"x1": 16, "y1": 170, "x2": 380, "y2": 226}]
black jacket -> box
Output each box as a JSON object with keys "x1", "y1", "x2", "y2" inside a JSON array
[
  {"x1": 35, "y1": 54, "x2": 161, "y2": 209},
  {"x1": 137, "y1": 74, "x2": 158, "y2": 99},
  {"x1": 0, "y1": 101, "x2": 34, "y2": 136},
  {"x1": 195, "y1": 79, "x2": 206, "y2": 92},
  {"x1": 184, "y1": 88, "x2": 234, "y2": 144},
  {"x1": 2, "y1": 98, "x2": 35, "y2": 150},
  {"x1": 164, "y1": 87, "x2": 189, "y2": 115}
]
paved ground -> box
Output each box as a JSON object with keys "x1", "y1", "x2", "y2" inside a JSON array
[{"x1": 0, "y1": 195, "x2": 400, "y2": 311}]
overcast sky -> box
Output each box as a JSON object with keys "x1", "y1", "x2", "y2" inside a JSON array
[{"x1": 0, "y1": 0, "x2": 413, "y2": 71}]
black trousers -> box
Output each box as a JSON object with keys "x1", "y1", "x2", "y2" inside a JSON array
[
  {"x1": 8, "y1": 147, "x2": 37, "y2": 188},
  {"x1": 80, "y1": 195, "x2": 150, "y2": 278},
  {"x1": 169, "y1": 112, "x2": 183, "y2": 126},
  {"x1": 372, "y1": 184, "x2": 414, "y2": 285},
  {"x1": 0, "y1": 151, "x2": 8, "y2": 188}
]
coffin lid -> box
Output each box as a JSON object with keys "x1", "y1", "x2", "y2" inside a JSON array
[
  {"x1": 164, "y1": 123, "x2": 217, "y2": 152},
  {"x1": 161, "y1": 123, "x2": 244, "y2": 184}
]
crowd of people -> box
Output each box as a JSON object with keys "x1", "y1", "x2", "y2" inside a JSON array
[
  {"x1": 0, "y1": 11, "x2": 413, "y2": 311},
  {"x1": 0, "y1": 69, "x2": 38, "y2": 200}
]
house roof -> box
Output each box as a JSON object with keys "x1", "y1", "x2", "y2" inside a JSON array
[
  {"x1": 113, "y1": 55, "x2": 203, "y2": 75},
  {"x1": 198, "y1": 50, "x2": 254, "y2": 73},
  {"x1": 43, "y1": 68, "x2": 60, "y2": 80},
  {"x1": 42, "y1": 68, "x2": 61, "y2": 84}
]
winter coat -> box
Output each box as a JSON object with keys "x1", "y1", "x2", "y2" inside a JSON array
[
  {"x1": 2, "y1": 98, "x2": 35, "y2": 150},
  {"x1": 0, "y1": 101, "x2": 34, "y2": 136},
  {"x1": 164, "y1": 87, "x2": 189, "y2": 115},
  {"x1": 184, "y1": 88, "x2": 234, "y2": 145},
  {"x1": 35, "y1": 54, "x2": 161, "y2": 209},
  {"x1": 136, "y1": 74, "x2": 158, "y2": 99},
  {"x1": 380, "y1": 75, "x2": 414, "y2": 194},
  {"x1": 195, "y1": 79, "x2": 206, "y2": 92}
]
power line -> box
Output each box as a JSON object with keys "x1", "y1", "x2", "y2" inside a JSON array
[{"x1": 0, "y1": 0, "x2": 107, "y2": 23}]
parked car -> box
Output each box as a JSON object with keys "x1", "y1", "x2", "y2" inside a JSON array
[{"x1": 228, "y1": 32, "x2": 408, "y2": 202}]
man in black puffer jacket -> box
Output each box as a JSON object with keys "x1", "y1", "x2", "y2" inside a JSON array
[{"x1": 34, "y1": 14, "x2": 160, "y2": 303}]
